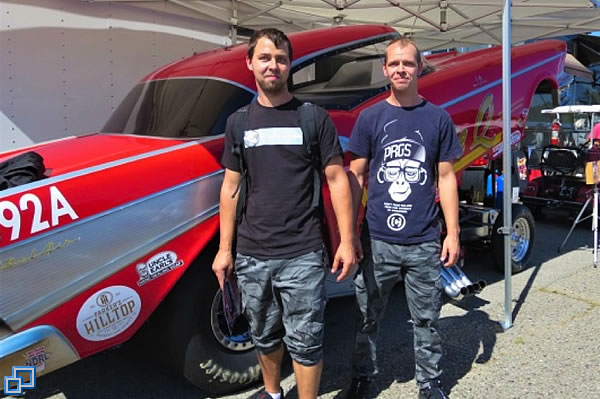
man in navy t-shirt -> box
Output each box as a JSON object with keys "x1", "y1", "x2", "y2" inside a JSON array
[{"x1": 345, "y1": 38, "x2": 462, "y2": 399}]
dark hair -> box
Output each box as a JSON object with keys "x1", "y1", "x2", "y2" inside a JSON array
[
  {"x1": 384, "y1": 37, "x2": 422, "y2": 65},
  {"x1": 247, "y1": 28, "x2": 293, "y2": 62}
]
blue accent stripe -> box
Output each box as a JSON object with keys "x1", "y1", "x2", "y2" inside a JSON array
[
  {"x1": 338, "y1": 136, "x2": 349, "y2": 152},
  {"x1": 440, "y1": 52, "x2": 563, "y2": 110}
]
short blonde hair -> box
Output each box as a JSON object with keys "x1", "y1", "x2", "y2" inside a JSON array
[{"x1": 384, "y1": 37, "x2": 422, "y2": 65}]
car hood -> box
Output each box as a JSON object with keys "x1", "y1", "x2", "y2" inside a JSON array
[{"x1": 0, "y1": 134, "x2": 197, "y2": 177}]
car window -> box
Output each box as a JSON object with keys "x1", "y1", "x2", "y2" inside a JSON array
[
  {"x1": 291, "y1": 40, "x2": 390, "y2": 110},
  {"x1": 102, "y1": 78, "x2": 254, "y2": 137}
]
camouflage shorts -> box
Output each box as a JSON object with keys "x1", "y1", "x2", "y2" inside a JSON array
[{"x1": 235, "y1": 249, "x2": 327, "y2": 366}]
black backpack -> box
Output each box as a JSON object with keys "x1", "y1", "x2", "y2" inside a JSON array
[
  {"x1": 229, "y1": 101, "x2": 321, "y2": 224},
  {"x1": 0, "y1": 151, "x2": 46, "y2": 191}
]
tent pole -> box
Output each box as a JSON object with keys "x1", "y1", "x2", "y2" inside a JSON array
[
  {"x1": 502, "y1": 0, "x2": 513, "y2": 330},
  {"x1": 229, "y1": 0, "x2": 239, "y2": 44}
]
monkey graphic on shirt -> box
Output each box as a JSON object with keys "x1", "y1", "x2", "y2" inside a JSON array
[{"x1": 377, "y1": 130, "x2": 428, "y2": 231}]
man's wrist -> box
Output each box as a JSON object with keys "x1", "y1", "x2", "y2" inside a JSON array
[
  {"x1": 339, "y1": 234, "x2": 354, "y2": 245},
  {"x1": 445, "y1": 231, "x2": 460, "y2": 240}
]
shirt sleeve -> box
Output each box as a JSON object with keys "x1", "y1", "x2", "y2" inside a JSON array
[
  {"x1": 220, "y1": 114, "x2": 241, "y2": 172},
  {"x1": 316, "y1": 106, "x2": 343, "y2": 168},
  {"x1": 438, "y1": 110, "x2": 463, "y2": 162},
  {"x1": 347, "y1": 111, "x2": 371, "y2": 159}
]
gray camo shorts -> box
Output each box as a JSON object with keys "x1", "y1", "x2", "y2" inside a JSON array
[{"x1": 235, "y1": 249, "x2": 327, "y2": 366}]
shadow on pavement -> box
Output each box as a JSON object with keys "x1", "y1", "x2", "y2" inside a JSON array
[{"x1": 311, "y1": 289, "x2": 503, "y2": 399}]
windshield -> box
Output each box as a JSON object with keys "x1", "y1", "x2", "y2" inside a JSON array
[
  {"x1": 102, "y1": 78, "x2": 255, "y2": 137},
  {"x1": 291, "y1": 41, "x2": 390, "y2": 110}
]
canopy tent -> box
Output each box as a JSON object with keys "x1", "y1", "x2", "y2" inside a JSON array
[
  {"x1": 87, "y1": 0, "x2": 600, "y2": 328},
  {"x1": 91, "y1": 1, "x2": 600, "y2": 50}
]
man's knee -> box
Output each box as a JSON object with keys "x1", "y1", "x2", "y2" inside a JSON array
[
  {"x1": 283, "y1": 317, "x2": 325, "y2": 366},
  {"x1": 286, "y1": 343, "x2": 323, "y2": 366},
  {"x1": 256, "y1": 342, "x2": 284, "y2": 357}
]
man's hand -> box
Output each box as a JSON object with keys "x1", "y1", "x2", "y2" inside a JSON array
[
  {"x1": 440, "y1": 234, "x2": 460, "y2": 267},
  {"x1": 212, "y1": 249, "x2": 234, "y2": 290},
  {"x1": 331, "y1": 240, "x2": 357, "y2": 281}
]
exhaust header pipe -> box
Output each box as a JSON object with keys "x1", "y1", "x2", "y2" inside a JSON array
[{"x1": 441, "y1": 265, "x2": 486, "y2": 300}]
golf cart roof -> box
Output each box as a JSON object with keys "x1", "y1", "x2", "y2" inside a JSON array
[{"x1": 542, "y1": 105, "x2": 600, "y2": 114}]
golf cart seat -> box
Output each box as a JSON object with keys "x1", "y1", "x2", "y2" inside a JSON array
[{"x1": 540, "y1": 145, "x2": 584, "y2": 177}]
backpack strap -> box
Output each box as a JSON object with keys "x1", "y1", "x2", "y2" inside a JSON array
[
  {"x1": 299, "y1": 102, "x2": 321, "y2": 210},
  {"x1": 229, "y1": 103, "x2": 251, "y2": 225}
]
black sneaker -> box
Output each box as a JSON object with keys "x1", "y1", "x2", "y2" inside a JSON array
[
  {"x1": 345, "y1": 376, "x2": 370, "y2": 399},
  {"x1": 418, "y1": 380, "x2": 449, "y2": 399},
  {"x1": 247, "y1": 387, "x2": 285, "y2": 399}
]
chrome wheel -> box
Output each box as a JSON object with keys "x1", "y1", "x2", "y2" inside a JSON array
[
  {"x1": 511, "y1": 217, "x2": 531, "y2": 262},
  {"x1": 210, "y1": 290, "x2": 254, "y2": 352}
]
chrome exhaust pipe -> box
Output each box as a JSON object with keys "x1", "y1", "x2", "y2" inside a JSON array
[
  {"x1": 440, "y1": 265, "x2": 486, "y2": 299},
  {"x1": 445, "y1": 266, "x2": 475, "y2": 295},
  {"x1": 441, "y1": 270, "x2": 467, "y2": 299},
  {"x1": 452, "y1": 265, "x2": 487, "y2": 294}
]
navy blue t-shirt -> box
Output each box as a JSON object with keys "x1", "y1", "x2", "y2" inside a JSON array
[{"x1": 348, "y1": 99, "x2": 462, "y2": 244}]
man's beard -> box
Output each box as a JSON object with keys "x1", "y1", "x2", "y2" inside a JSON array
[{"x1": 258, "y1": 78, "x2": 287, "y2": 94}]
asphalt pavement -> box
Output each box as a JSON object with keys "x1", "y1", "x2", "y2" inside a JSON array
[{"x1": 4, "y1": 209, "x2": 600, "y2": 399}]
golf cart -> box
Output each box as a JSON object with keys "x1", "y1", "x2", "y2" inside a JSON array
[{"x1": 521, "y1": 105, "x2": 600, "y2": 218}]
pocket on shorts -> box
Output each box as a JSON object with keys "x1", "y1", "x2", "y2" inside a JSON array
[
  {"x1": 432, "y1": 275, "x2": 444, "y2": 310},
  {"x1": 235, "y1": 253, "x2": 253, "y2": 274}
]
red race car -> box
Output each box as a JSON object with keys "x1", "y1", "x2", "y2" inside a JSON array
[{"x1": 0, "y1": 24, "x2": 565, "y2": 394}]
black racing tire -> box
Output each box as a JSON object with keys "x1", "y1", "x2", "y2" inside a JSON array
[
  {"x1": 492, "y1": 204, "x2": 535, "y2": 274},
  {"x1": 153, "y1": 249, "x2": 260, "y2": 395},
  {"x1": 530, "y1": 205, "x2": 546, "y2": 221}
]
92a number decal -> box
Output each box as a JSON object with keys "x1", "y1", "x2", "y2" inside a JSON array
[{"x1": 0, "y1": 186, "x2": 78, "y2": 242}]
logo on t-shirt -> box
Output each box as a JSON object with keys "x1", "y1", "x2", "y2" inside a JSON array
[{"x1": 376, "y1": 136, "x2": 428, "y2": 231}]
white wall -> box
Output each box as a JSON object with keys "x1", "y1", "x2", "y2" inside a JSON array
[{"x1": 0, "y1": 0, "x2": 230, "y2": 151}]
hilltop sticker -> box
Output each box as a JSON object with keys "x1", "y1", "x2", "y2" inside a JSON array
[
  {"x1": 76, "y1": 285, "x2": 141, "y2": 341},
  {"x1": 136, "y1": 250, "x2": 184, "y2": 286}
]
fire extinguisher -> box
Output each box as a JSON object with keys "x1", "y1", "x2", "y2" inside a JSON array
[{"x1": 551, "y1": 120, "x2": 561, "y2": 145}]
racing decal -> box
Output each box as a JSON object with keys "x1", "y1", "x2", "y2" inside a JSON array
[
  {"x1": 0, "y1": 185, "x2": 78, "y2": 242},
  {"x1": 377, "y1": 135, "x2": 428, "y2": 232},
  {"x1": 454, "y1": 94, "x2": 502, "y2": 171},
  {"x1": 0, "y1": 238, "x2": 80, "y2": 272},
  {"x1": 136, "y1": 250, "x2": 184, "y2": 286},
  {"x1": 23, "y1": 346, "x2": 48, "y2": 372},
  {"x1": 517, "y1": 156, "x2": 528, "y2": 181},
  {"x1": 491, "y1": 130, "x2": 522, "y2": 158},
  {"x1": 76, "y1": 285, "x2": 141, "y2": 342}
]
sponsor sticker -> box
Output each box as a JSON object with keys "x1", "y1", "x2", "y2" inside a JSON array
[
  {"x1": 492, "y1": 130, "x2": 522, "y2": 158},
  {"x1": 24, "y1": 346, "x2": 47, "y2": 372},
  {"x1": 136, "y1": 251, "x2": 184, "y2": 286},
  {"x1": 76, "y1": 286, "x2": 141, "y2": 341}
]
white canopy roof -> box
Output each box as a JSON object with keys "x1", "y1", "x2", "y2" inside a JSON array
[{"x1": 95, "y1": 0, "x2": 600, "y2": 51}]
